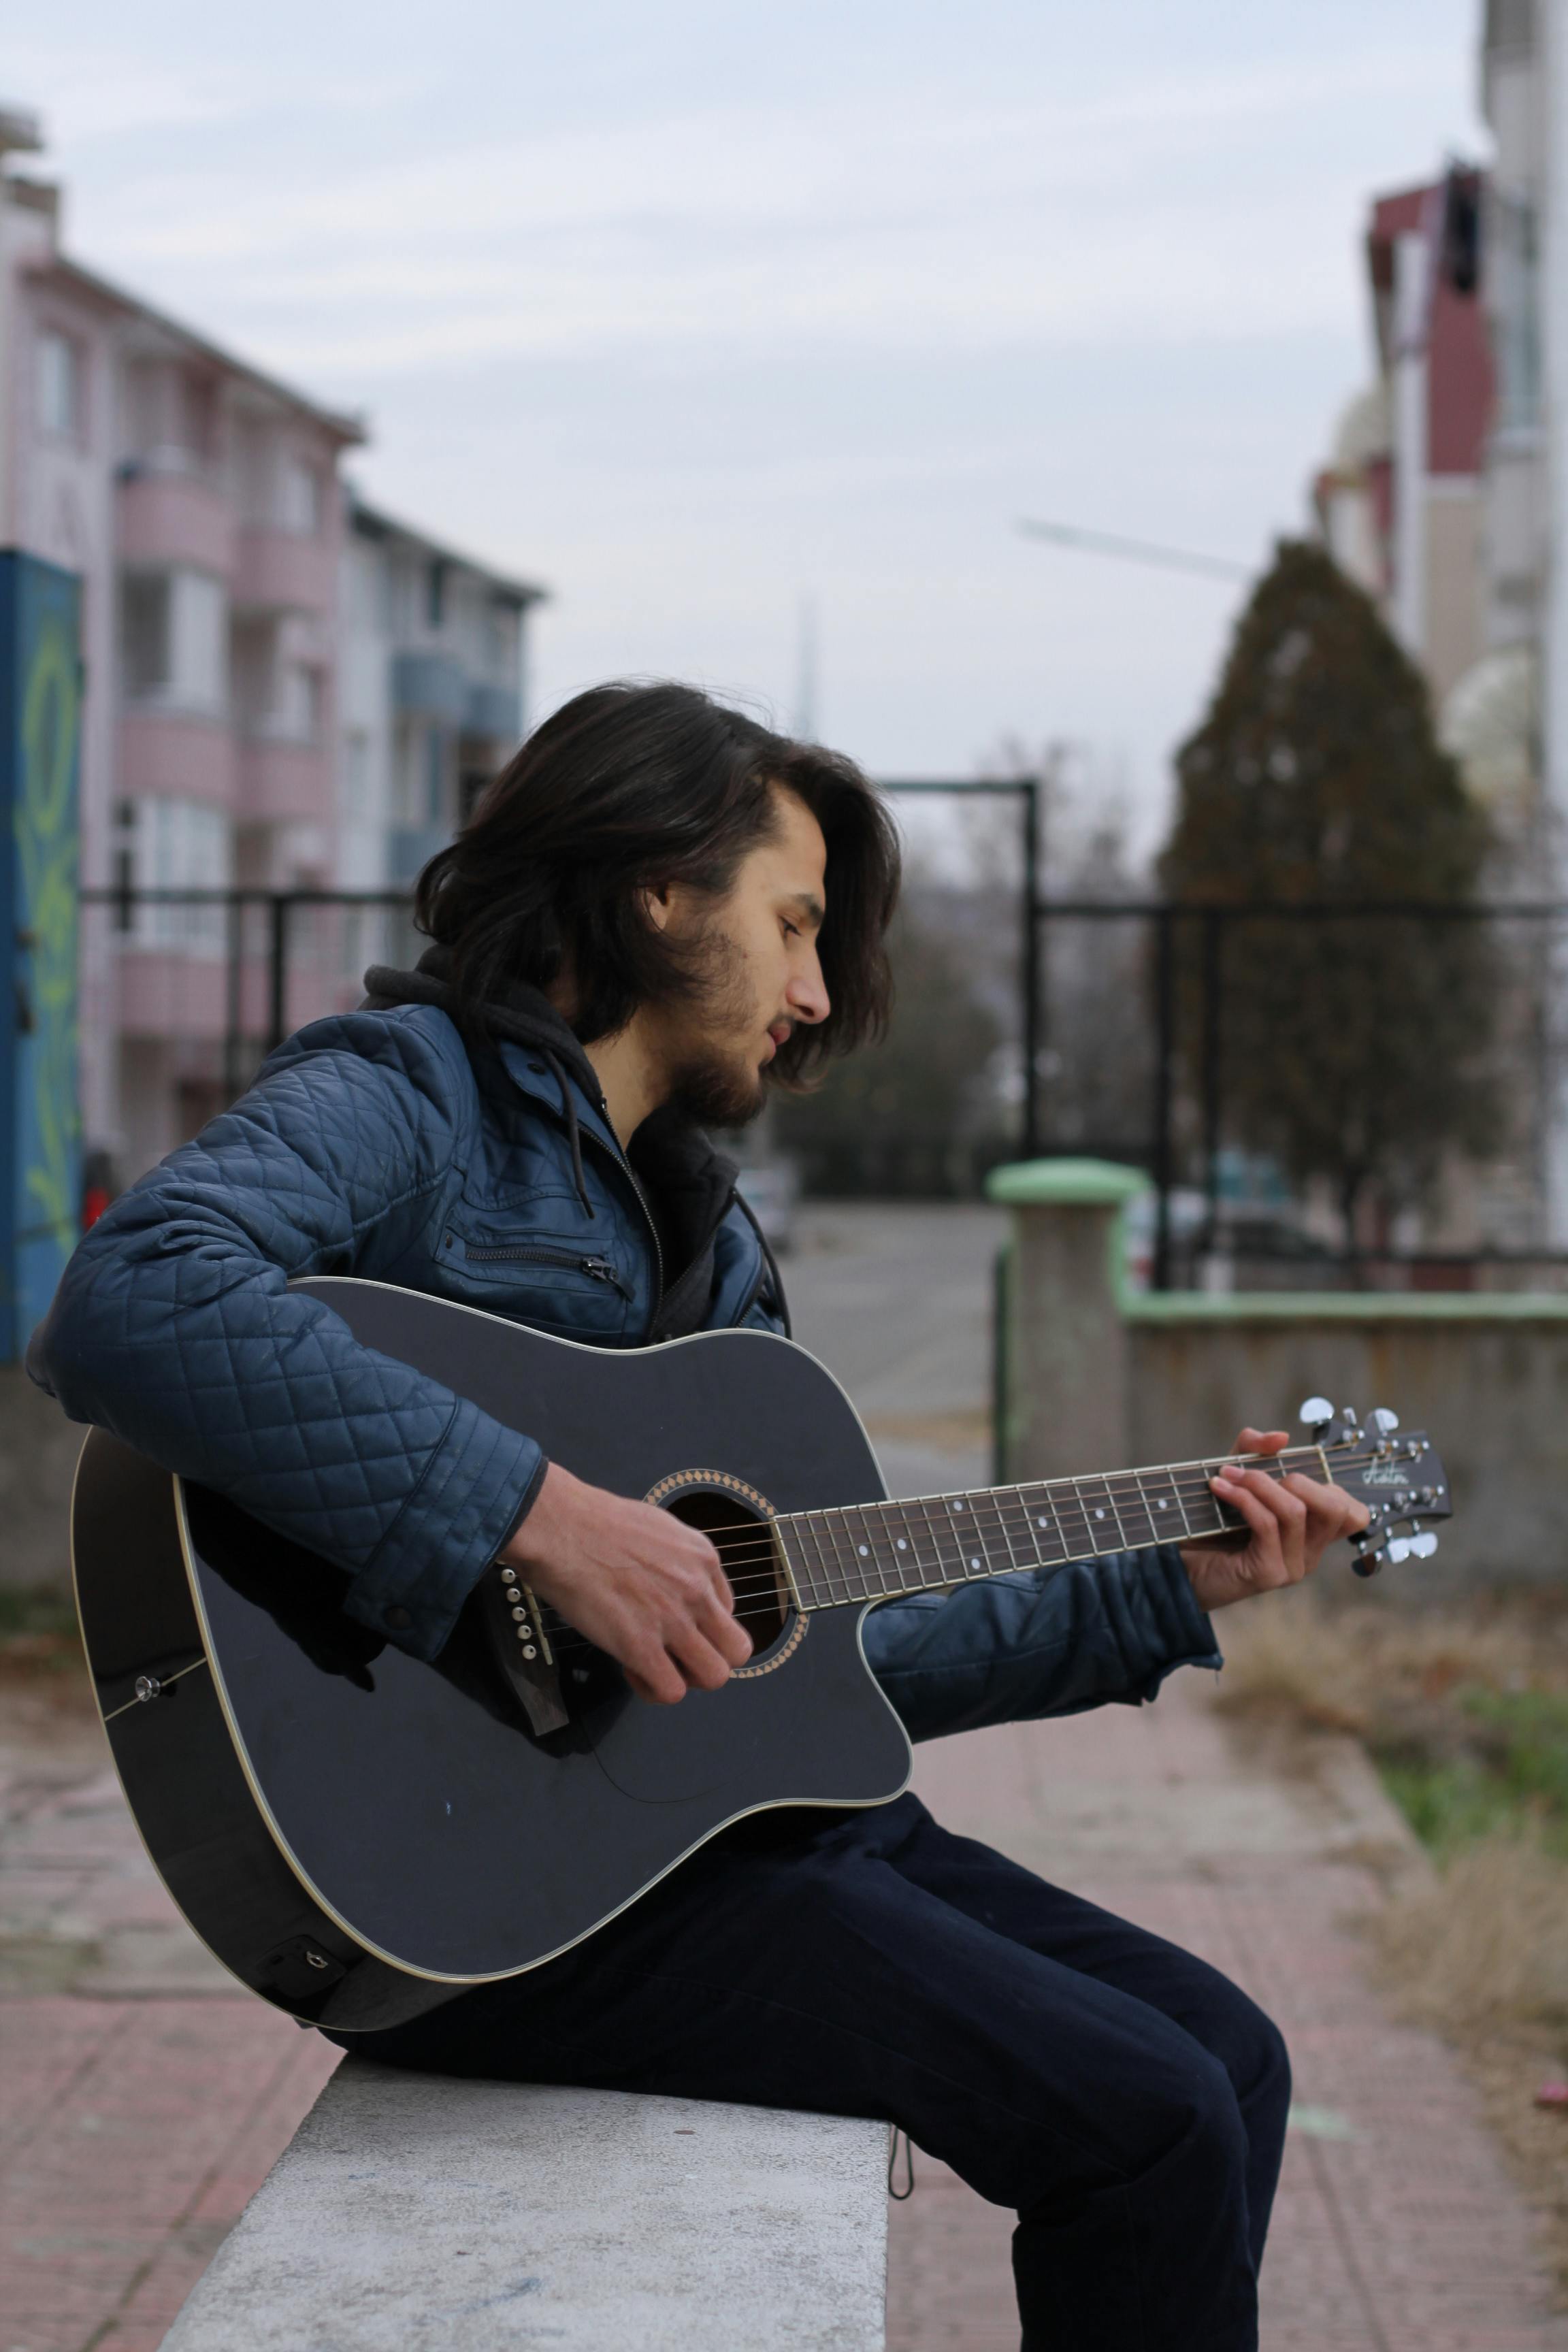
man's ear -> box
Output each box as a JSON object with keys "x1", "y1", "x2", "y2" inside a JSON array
[{"x1": 642, "y1": 883, "x2": 674, "y2": 934}]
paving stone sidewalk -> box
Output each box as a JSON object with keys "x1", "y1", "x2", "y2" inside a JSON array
[
  {"x1": 0, "y1": 1701, "x2": 338, "y2": 2352},
  {"x1": 5, "y1": 1664, "x2": 1563, "y2": 2351},
  {"x1": 886, "y1": 1676, "x2": 1568, "y2": 2352}
]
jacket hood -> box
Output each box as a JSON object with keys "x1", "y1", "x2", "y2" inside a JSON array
[
  {"x1": 361, "y1": 944, "x2": 602, "y2": 1102},
  {"x1": 359, "y1": 947, "x2": 762, "y2": 1342}
]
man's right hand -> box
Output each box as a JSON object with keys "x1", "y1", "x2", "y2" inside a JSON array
[{"x1": 498, "y1": 1462, "x2": 751, "y2": 1705}]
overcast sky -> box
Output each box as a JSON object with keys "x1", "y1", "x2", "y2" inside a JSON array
[{"x1": 13, "y1": 0, "x2": 1486, "y2": 855}]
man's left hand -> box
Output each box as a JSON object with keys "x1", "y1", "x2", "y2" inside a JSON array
[{"x1": 1179, "y1": 1428, "x2": 1370, "y2": 1613}]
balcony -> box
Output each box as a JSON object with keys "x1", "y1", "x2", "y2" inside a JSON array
[
  {"x1": 238, "y1": 738, "x2": 333, "y2": 824},
  {"x1": 119, "y1": 710, "x2": 238, "y2": 809},
  {"x1": 393, "y1": 652, "x2": 468, "y2": 723},
  {"x1": 117, "y1": 470, "x2": 236, "y2": 577},
  {"x1": 465, "y1": 681, "x2": 521, "y2": 740},
  {"x1": 233, "y1": 527, "x2": 337, "y2": 614}
]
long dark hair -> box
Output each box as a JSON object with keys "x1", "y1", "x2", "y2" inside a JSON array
[{"x1": 414, "y1": 681, "x2": 902, "y2": 1079}]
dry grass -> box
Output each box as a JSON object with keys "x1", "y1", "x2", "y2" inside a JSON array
[
  {"x1": 1212, "y1": 1585, "x2": 1567, "y2": 1740},
  {"x1": 1369, "y1": 1835, "x2": 1568, "y2": 2031},
  {"x1": 1215, "y1": 1584, "x2": 1568, "y2": 2291}
]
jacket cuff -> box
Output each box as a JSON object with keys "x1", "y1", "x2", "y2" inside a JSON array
[
  {"x1": 1114, "y1": 1542, "x2": 1223, "y2": 1703},
  {"x1": 342, "y1": 1400, "x2": 547, "y2": 1660}
]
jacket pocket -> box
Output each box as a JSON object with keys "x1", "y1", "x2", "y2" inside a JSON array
[
  {"x1": 437, "y1": 1228, "x2": 640, "y2": 1339},
  {"x1": 461, "y1": 1243, "x2": 634, "y2": 1298}
]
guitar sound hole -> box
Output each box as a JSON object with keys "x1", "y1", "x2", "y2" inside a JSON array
[{"x1": 664, "y1": 1490, "x2": 788, "y2": 1659}]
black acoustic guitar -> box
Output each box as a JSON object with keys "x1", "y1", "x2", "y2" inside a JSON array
[{"x1": 70, "y1": 1278, "x2": 1451, "y2": 2032}]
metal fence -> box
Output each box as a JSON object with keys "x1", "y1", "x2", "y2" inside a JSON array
[
  {"x1": 78, "y1": 871, "x2": 1568, "y2": 1292},
  {"x1": 1030, "y1": 897, "x2": 1568, "y2": 1290}
]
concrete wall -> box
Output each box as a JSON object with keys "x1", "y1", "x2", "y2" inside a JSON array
[
  {"x1": 0, "y1": 1365, "x2": 80, "y2": 1595},
  {"x1": 992, "y1": 1160, "x2": 1568, "y2": 1597},
  {"x1": 1126, "y1": 1301, "x2": 1568, "y2": 1593}
]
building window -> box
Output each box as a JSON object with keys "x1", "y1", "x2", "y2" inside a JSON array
[
  {"x1": 426, "y1": 559, "x2": 447, "y2": 631},
  {"x1": 37, "y1": 329, "x2": 82, "y2": 442},
  {"x1": 279, "y1": 457, "x2": 323, "y2": 536},
  {"x1": 112, "y1": 798, "x2": 232, "y2": 952},
  {"x1": 276, "y1": 661, "x2": 323, "y2": 744},
  {"x1": 120, "y1": 570, "x2": 228, "y2": 714}
]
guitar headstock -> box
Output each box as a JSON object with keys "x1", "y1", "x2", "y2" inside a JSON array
[{"x1": 1299, "y1": 1398, "x2": 1453, "y2": 1578}]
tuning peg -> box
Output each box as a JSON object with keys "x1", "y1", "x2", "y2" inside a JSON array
[
  {"x1": 1299, "y1": 1396, "x2": 1333, "y2": 1431},
  {"x1": 1409, "y1": 1531, "x2": 1438, "y2": 1559},
  {"x1": 1369, "y1": 1407, "x2": 1399, "y2": 1436},
  {"x1": 1386, "y1": 1537, "x2": 1412, "y2": 1564}
]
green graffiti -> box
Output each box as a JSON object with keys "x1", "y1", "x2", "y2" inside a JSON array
[{"x1": 15, "y1": 609, "x2": 80, "y2": 1259}]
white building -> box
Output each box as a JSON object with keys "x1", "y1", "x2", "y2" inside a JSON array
[{"x1": 0, "y1": 112, "x2": 545, "y2": 1185}]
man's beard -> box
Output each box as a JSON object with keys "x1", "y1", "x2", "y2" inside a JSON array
[{"x1": 659, "y1": 924, "x2": 772, "y2": 1131}]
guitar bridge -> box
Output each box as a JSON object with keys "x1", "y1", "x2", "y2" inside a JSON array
[{"x1": 480, "y1": 1564, "x2": 570, "y2": 1737}]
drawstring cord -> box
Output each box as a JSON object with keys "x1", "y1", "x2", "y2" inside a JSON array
[{"x1": 543, "y1": 1048, "x2": 595, "y2": 1219}]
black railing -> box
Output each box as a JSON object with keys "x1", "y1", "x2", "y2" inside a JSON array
[{"x1": 80, "y1": 879, "x2": 1568, "y2": 1290}]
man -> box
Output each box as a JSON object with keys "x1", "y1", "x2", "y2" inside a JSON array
[{"x1": 32, "y1": 681, "x2": 1367, "y2": 2351}]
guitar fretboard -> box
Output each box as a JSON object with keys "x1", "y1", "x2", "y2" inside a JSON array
[{"x1": 774, "y1": 1448, "x2": 1324, "y2": 1610}]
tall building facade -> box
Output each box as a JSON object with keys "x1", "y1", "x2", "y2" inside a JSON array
[
  {"x1": 1313, "y1": 172, "x2": 1494, "y2": 717},
  {"x1": 0, "y1": 118, "x2": 543, "y2": 1186}
]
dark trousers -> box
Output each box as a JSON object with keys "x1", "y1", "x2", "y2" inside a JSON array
[{"x1": 338, "y1": 1795, "x2": 1289, "y2": 2351}]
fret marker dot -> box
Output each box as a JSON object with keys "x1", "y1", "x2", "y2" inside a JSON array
[
  {"x1": 952, "y1": 1499, "x2": 966, "y2": 1512},
  {"x1": 970, "y1": 1557, "x2": 981, "y2": 1571},
  {"x1": 1037, "y1": 1516, "x2": 1049, "y2": 1529},
  {"x1": 1158, "y1": 1499, "x2": 1167, "y2": 1510},
  {"x1": 858, "y1": 1545, "x2": 869, "y2": 1558},
  {"x1": 896, "y1": 1538, "x2": 907, "y2": 1551},
  {"x1": 1095, "y1": 1508, "x2": 1106, "y2": 1520}
]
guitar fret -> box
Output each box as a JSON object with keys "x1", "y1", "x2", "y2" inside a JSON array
[
  {"x1": 1043, "y1": 1480, "x2": 1092, "y2": 1562},
  {"x1": 838, "y1": 1507, "x2": 880, "y2": 1599},
  {"x1": 1119, "y1": 1470, "x2": 1158, "y2": 1551},
  {"x1": 1021, "y1": 1485, "x2": 1071, "y2": 1568},
  {"x1": 780, "y1": 1518, "x2": 824, "y2": 1608},
  {"x1": 804, "y1": 1513, "x2": 847, "y2": 1605},
  {"x1": 791, "y1": 1445, "x2": 1335, "y2": 1613},
  {"x1": 907, "y1": 1498, "x2": 949, "y2": 1588},
  {"x1": 1085, "y1": 1477, "x2": 1124, "y2": 1552}
]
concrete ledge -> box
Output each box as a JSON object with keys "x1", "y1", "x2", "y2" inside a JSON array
[{"x1": 161, "y1": 2057, "x2": 889, "y2": 2351}]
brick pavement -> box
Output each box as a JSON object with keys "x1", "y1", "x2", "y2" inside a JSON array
[
  {"x1": 885, "y1": 1676, "x2": 1568, "y2": 2352},
  {"x1": 0, "y1": 1699, "x2": 337, "y2": 2352},
  {"x1": 5, "y1": 1655, "x2": 1566, "y2": 2348}
]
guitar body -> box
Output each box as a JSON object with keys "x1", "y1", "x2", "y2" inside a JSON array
[{"x1": 71, "y1": 1280, "x2": 911, "y2": 2032}]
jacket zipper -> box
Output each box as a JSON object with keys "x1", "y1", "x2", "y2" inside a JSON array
[
  {"x1": 461, "y1": 1242, "x2": 634, "y2": 1299},
  {"x1": 579, "y1": 1123, "x2": 666, "y2": 1307}
]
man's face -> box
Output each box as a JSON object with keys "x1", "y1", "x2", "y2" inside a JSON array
[{"x1": 650, "y1": 789, "x2": 831, "y2": 1127}]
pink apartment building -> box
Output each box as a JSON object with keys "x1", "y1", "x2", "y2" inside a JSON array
[{"x1": 0, "y1": 117, "x2": 541, "y2": 1186}]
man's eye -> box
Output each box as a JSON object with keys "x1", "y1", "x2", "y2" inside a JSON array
[{"x1": 782, "y1": 921, "x2": 800, "y2": 939}]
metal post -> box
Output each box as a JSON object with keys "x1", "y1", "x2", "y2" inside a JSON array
[
  {"x1": 1021, "y1": 779, "x2": 1042, "y2": 1159},
  {"x1": 267, "y1": 894, "x2": 291, "y2": 1055},
  {"x1": 1152, "y1": 907, "x2": 1177, "y2": 1290},
  {"x1": 224, "y1": 891, "x2": 244, "y2": 1101},
  {"x1": 1200, "y1": 909, "x2": 1223, "y2": 1254}
]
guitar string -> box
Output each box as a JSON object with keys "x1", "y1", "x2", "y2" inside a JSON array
[
  {"x1": 613, "y1": 1448, "x2": 1413, "y2": 1597},
  {"x1": 639, "y1": 1447, "x2": 1333, "y2": 1547},
  {"x1": 526, "y1": 1447, "x2": 1420, "y2": 1655}
]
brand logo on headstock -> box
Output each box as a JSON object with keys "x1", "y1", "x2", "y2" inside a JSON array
[{"x1": 1359, "y1": 1466, "x2": 1413, "y2": 1487}]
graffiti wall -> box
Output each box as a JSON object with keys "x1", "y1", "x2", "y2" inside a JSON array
[{"x1": 0, "y1": 553, "x2": 81, "y2": 1362}]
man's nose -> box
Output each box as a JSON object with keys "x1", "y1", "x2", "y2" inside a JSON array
[{"x1": 789, "y1": 955, "x2": 830, "y2": 1027}]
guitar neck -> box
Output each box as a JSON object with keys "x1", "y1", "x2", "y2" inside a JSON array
[{"x1": 774, "y1": 1446, "x2": 1327, "y2": 1610}]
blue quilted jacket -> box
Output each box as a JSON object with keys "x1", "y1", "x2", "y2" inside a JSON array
[{"x1": 28, "y1": 964, "x2": 1218, "y2": 1735}]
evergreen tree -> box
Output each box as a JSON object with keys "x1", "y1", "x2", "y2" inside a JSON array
[{"x1": 1158, "y1": 539, "x2": 1497, "y2": 1248}]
